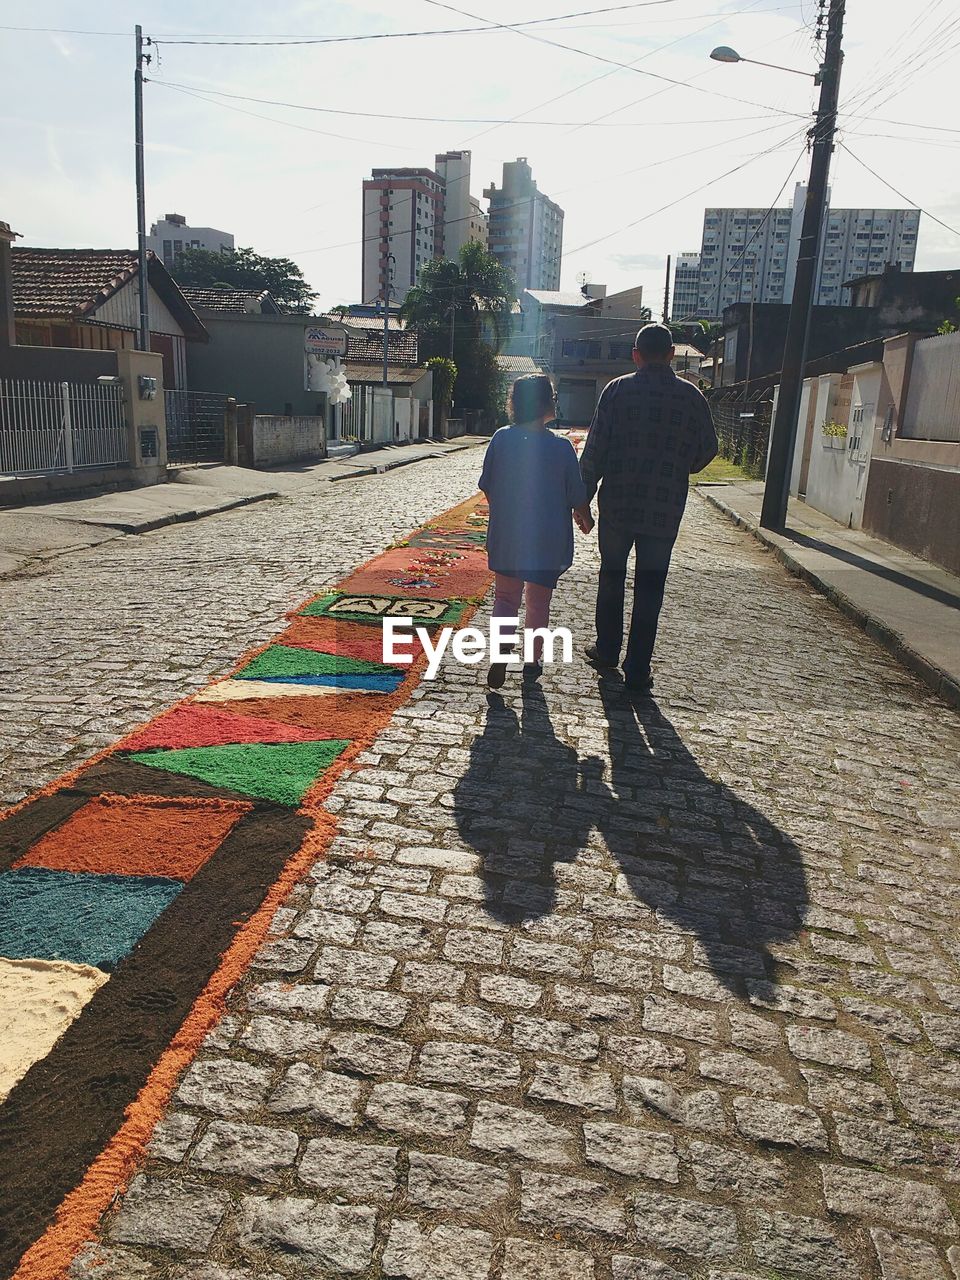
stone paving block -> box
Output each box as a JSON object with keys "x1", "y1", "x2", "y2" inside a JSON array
[
  {"x1": 110, "y1": 1176, "x2": 230, "y2": 1251},
  {"x1": 583, "y1": 1121, "x2": 679, "y2": 1181},
  {"x1": 268, "y1": 1063, "x2": 363, "y2": 1126},
  {"x1": 370, "y1": 865, "x2": 433, "y2": 892},
  {"x1": 663, "y1": 963, "x2": 730, "y2": 1002},
  {"x1": 752, "y1": 1209, "x2": 860, "y2": 1279},
  {"x1": 590, "y1": 950, "x2": 653, "y2": 988},
  {"x1": 528, "y1": 1061, "x2": 617, "y2": 1112},
  {"x1": 520, "y1": 1171, "x2": 627, "y2": 1236},
  {"x1": 148, "y1": 1112, "x2": 198, "y2": 1162},
  {"x1": 443, "y1": 928, "x2": 504, "y2": 966},
  {"x1": 607, "y1": 1035, "x2": 686, "y2": 1072},
  {"x1": 292, "y1": 908, "x2": 360, "y2": 944},
  {"x1": 175, "y1": 1058, "x2": 273, "y2": 1116},
  {"x1": 367, "y1": 1082, "x2": 469, "y2": 1138},
  {"x1": 510, "y1": 937, "x2": 583, "y2": 978},
  {"x1": 842, "y1": 997, "x2": 920, "y2": 1044},
  {"x1": 427, "y1": 1001, "x2": 505, "y2": 1041},
  {"x1": 380, "y1": 890, "x2": 448, "y2": 923},
  {"x1": 555, "y1": 984, "x2": 632, "y2": 1021},
  {"x1": 746, "y1": 980, "x2": 837, "y2": 1020},
  {"x1": 801, "y1": 1066, "x2": 896, "y2": 1120},
  {"x1": 298, "y1": 1136, "x2": 398, "y2": 1198},
  {"x1": 418, "y1": 1040, "x2": 522, "y2": 1090},
  {"x1": 252, "y1": 937, "x2": 317, "y2": 973},
  {"x1": 698, "y1": 1050, "x2": 788, "y2": 1095},
  {"x1": 512, "y1": 1015, "x2": 600, "y2": 1061},
  {"x1": 870, "y1": 1228, "x2": 949, "y2": 1279},
  {"x1": 239, "y1": 1014, "x2": 328, "y2": 1058},
  {"x1": 314, "y1": 946, "x2": 397, "y2": 988},
  {"x1": 728, "y1": 1009, "x2": 782, "y2": 1054},
  {"x1": 70, "y1": 1244, "x2": 159, "y2": 1278},
  {"x1": 362, "y1": 920, "x2": 435, "y2": 955},
  {"x1": 687, "y1": 1139, "x2": 787, "y2": 1200},
  {"x1": 478, "y1": 974, "x2": 543, "y2": 1008},
  {"x1": 733, "y1": 1098, "x2": 828, "y2": 1150},
  {"x1": 244, "y1": 979, "x2": 331, "y2": 1017},
  {"x1": 382, "y1": 1219, "x2": 493, "y2": 1280},
  {"x1": 407, "y1": 1151, "x2": 510, "y2": 1212},
  {"x1": 632, "y1": 1189, "x2": 739, "y2": 1259},
  {"x1": 612, "y1": 1259, "x2": 685, "y2": 1280},
  {"x1": 899, "y1": 1084, "x2": 960, "y2": 1134},
  {"x1": 330, "y1": 988, "x2": 411, "y2": 1029},
  {"x1": 238, "y1": 1196, "x2": 376, "y2": 1273},
  {"x1": 192, "y1": 1120, "x2": 299, "y2": 1182},
  {"x1": 624, "y1": 1076, "x2": 725, "y2": 1134},
  {"x1": 836, "y1": 1117, "x2": 927, "y2": 1167},
  {"x1": 642, "y1": 994, "x2": 719, "y2": 1044},
  {"x1": 471, "y1": 1100, "x2": 574, "y2": 1165},
  {"x1": 402, "y1": 960, "x2": 466, "y2": 996},
  {"x1": 501, "y1": 1239, "x2": 594, "y2": 1279},
  {"x1": 327, "y1": 1030, "x2": 413, "y2": 1077},
  {"x1": 821, "y1": 1164, "x2": 957, "y2": 1235},
  {"x1": 786, "y1": 1025, "x2": 872, "y2": 1072}
]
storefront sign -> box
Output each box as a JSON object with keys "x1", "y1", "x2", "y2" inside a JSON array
[{"x1": 304, "y1": 326, "x2": 347, "y2": 356}]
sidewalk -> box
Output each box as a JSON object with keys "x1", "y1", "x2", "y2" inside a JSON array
[
  {"x1": 0, "y1": 438, "x2": 483, "y2": 579},
  {"x1": 697, "y1": 479, "x2": 960, "y2": 708}
]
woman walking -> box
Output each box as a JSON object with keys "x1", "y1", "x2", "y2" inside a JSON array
[{"x1": 478, "y1": 374, "x2": 592, "y2": 688}]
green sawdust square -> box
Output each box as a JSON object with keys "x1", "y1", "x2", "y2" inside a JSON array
[
  {"x1": 237, "y1": 644, "x2": 396, "y2": 682},
  {"x1": 127, "y1": 741, "x2": 349, "y2": 807}
]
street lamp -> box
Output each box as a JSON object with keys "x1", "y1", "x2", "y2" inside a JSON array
[
  {"x1": 709, "y1": 45, "x2": 818, "y2": 80},
  {"x1": 709, "y1": 0, "x2": 845, "y2": 530}
]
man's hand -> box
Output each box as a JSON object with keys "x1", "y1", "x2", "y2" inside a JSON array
[{"x1": 574, "y1": 505, "x2": 595, "y2": 534}]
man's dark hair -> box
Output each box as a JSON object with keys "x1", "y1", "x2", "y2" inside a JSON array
[{"x1": 633, "y1": 323, "x2": 674, "y2": 359}]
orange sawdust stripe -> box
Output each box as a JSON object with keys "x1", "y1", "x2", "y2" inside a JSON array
[{"x1": 8, "y1": 494, "x2": 491, "y2": 1280}]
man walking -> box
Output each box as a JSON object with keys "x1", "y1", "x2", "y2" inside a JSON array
[{"x1": 579, "y1": 322, "x2": 718, "y2": 692}]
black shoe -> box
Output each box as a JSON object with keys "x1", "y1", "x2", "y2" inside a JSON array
[
  {"x1": 522, "y1": 661, "x2": 543, "y2": 682},
  {"x1": 487, "y1": 662, "x2": 508, "y2": 690},
  {"x1": 624, "y1": 673, "x2": 654, "y2": 694},
  {"x1": 584, "y1": 644, "x2": 618, "y2": 669}
]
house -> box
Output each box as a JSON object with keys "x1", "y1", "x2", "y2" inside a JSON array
[
  {"x1": 339, "y1": 316, "x2": 433, "y2": 442},
  {"x1": 10, "y1": 247, "x2": 207, "y2": 389},
  {"x1": 844, "y1": 264, "x2": 960, "y2": 331},
  {"x1": 179, "y1": 286, "x2": 282, "y2": 316}
]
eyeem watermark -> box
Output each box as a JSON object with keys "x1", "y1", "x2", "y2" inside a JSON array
[{"x1": 384, "y1": 617, "x2": 573, "y2": 679}]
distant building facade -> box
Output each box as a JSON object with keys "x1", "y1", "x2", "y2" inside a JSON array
[
  {"x1": 671, "y1": 252, "x2": 701, "y2": 322},
  {"x1": 147, "y1": 213, "x2": 234, "y2": 271},
  {"x1": 679, "y1": 184, "x2": 920, "y2": 320},
  {"x1": 484, "y1": 158, "x2": 564, "y2": 294}
]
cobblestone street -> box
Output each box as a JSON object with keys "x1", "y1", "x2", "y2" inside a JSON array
[
  {"x1": 3, "y1": 460, "x2": 957, "y2": 1280},
  {"x1": 40, "y1": 467, "x2": 959, "y2": 1280}
]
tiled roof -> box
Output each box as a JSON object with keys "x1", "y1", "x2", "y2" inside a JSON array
[
  {"x1": 10, "y1": 246, "x2": 208, "y2": 340},
  {"x1": 496, "y1": 354, "x2": 544, "y2": 374},
  {"x1": 332, "y1": 313, "x2": 406, "y2": 332},
  {"x1": 525, "y1": 290, "x2": 591, "y2": 309},
  {"x1": 11, "y1": 247, "x2": 143, "y2": 319},
  {"x1": 346, "y1": 327, "x2": 418, "y2": 365},
  {"x1": 344, "y1": 362, "x2": 427, "y2": 386},
  {"x1": 180, "y1": 286, "x2": 280, "y2": 314}
]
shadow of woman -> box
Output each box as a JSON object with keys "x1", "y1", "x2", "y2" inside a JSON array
[{"x1": 452, "y1": 678, "x2": 808, "y2": 994}]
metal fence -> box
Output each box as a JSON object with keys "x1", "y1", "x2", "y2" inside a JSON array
[
  {"x1": 0, "y1": 378, "x2": 128, "y2": 477},
  {"x1": 901, "y1": 331, "x2": 960, "y2": 442},
  {"x1": 707, "y1": 388, "x2": 774, "y2": 477},
  {"x1": 165, "y1": 389, "x2": 229, "y2": 464}
]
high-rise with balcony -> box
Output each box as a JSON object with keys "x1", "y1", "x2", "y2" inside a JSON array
[
  {"x1": 484, "y1": 158, "x2": 563, "y2": 295},
  {"x1": 680, "y1": 183, "x2": 920, "y2": 321}
]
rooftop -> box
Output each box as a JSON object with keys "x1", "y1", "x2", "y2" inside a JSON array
[
  {"x1": 524, "y1": 290, "x2": 591, "y2": 309},
  {"x1": 343, "y1": 362, "x2": 427, "y2": 386},
  {"x1": 180, "y1": 286, "x2": 281, "y2": 315},
  {"x1": 496, "y1": 354, "x2": 544, "y2": 375}
]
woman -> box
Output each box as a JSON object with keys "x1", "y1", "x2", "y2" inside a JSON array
[{"x1": 478, "y1": 374, "x2": 592, "y2": 688}]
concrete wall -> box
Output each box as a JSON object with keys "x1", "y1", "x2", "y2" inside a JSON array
[
  {"x1": 0, "y1": 344, "x2": 118, "y2": 379},
  {"x1": 116, "y1": 348, "x2": 167, "y2": 481},
  {"x1": 863, "y1": 458, "x2": 960, "y2": 575},
  {"x1": 252, "y1": 415, "x2": 325, "y2": 467},
  {"x1": 186, "y1": 314, "x2": 332, "y2": 417}
]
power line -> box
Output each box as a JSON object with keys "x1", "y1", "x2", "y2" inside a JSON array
[{"x1": 838, "y1": 144, "x2": 960, "y2": 238}]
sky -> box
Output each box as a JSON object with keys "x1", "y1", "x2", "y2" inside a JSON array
[{"x1": 2, "y1": 0, "x2": 958, "y2": 315}]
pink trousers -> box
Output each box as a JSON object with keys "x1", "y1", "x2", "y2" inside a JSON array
[{"x1": 492, "y1": 573, "x2": 553, "y2": 661}]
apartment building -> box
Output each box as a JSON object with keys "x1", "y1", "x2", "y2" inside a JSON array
[
  {"x1": 484, "y1": 158, "x2": 564, "y2": 294},
  {"x1": 147, "y1": 213, "x2": 234, "y2": 270}
]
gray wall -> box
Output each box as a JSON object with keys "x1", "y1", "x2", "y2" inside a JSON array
[
  {"x1": 187, "y1": 313, "x2": 327, "y2": 416},
  {"x1": 863, "y1": 457, "x2": 960, "y2": 576}
]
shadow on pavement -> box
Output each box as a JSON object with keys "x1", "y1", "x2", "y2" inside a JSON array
[{"x1": 452, "y1": 677, "x2": 808, "y2": 994}]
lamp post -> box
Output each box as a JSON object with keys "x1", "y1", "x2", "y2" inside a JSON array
[{"x1": 710, "y1": 0, "x2": 846, "y2": 531}]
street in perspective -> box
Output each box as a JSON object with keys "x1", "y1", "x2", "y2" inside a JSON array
[{"x1": 1, "y1": 3, "x2": 959, "y2": 1279}]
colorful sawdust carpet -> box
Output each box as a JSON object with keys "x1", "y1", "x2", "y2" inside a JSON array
[{"x1": 0, "y1": 496, "x2": 489, "y2": 1280}]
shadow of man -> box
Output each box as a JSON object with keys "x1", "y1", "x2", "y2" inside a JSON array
[{"x1": 453, "y1": 678, "x2": 808, "y2": 994}]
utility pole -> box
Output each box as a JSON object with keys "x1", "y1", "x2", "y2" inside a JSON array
[
  {"x1": 760, "y1": 0, "x2": 845, "y2": 530},
  {"x1": 662, "y1": 255, "x2": 671, "y2": 324},
  {"x1": 449, "y1": 292, "x2": 456, "y2": 359},
  {"x1": 134, "y1": 25, "x2": 151, "y2": 352},
  {"x1": 381, "y1": 254, "x2": 394, "y2": 388}
]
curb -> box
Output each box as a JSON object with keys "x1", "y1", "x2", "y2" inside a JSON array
[{"x1": 698, "y1": 489, "x2": 960, "y2": 711}]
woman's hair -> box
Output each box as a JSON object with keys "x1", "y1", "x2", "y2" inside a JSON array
[{"x1": 510, "y1": 373, "x2": 555, "y2": 423}]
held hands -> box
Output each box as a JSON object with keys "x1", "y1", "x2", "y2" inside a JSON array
[{"x1": 574, "y1": 505, "x2": 595, "y2": 534}]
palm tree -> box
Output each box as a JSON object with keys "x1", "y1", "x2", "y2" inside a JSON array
[{"x1": 401, "y1": 243, "x2": 516, "y2": 417}]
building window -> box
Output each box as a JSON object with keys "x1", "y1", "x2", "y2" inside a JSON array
[{"x1": 562, "y1": 339, "x2": 601, "y2": 359}]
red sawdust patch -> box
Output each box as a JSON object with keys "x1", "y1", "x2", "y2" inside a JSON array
[
  {"x1": 210, "y1": 685, "x2": 415, "y2": 741},
  {"x1": 338, "y1": 544, "x2": 491, "y2": 601},
  {"x1": 278, "y1": 615, "x2": 407, "y2": 663},
  {"x1": 121, "y1": 704, "x2": 334, "y2": 753},
  {"x1": 13, "y1": 795, "x2": 252, "y2": 881},
  {"x1": 426, "y1": 492, "x2": 489, "y2": 531}
]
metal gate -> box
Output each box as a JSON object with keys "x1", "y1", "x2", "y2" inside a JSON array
[
  {"x1": 164, "y1": 389, "x2": 228, "y2": 464},
  {"x1": 0, "y1": 378, "x2": 128, "y2": 477}
]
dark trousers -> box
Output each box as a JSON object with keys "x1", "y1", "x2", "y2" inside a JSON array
[{"x1": 595, "y1": 520, "x2": 675, "y2": 681}]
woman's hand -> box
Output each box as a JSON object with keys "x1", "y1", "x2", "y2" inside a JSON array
[{"x1": 574, "y1": 505, "x2": 594, "y2": 534}]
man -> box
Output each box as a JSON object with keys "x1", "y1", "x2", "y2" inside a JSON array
[{"x1": 579, "y1": 322, "x2": 718, "y2": 692}]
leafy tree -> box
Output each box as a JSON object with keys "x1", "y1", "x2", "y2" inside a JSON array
[
  {"x1": 401, "y1": 243, "x2": 516, "y2": 417},
  {"x1": 425, "y1": 356, "x2": 457, "y2": 423},
  {"x1": 171, "y1": 246, "x2": 317, "y2": 312},
  {"x1": 936, "y1": 296, "x2": 960, "y2": 334}
]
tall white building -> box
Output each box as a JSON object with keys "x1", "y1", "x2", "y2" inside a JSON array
[
  {"x1": 361, "y1": 152, "x2": 487, "y2": 304},
  {"x1": 484, "y1": 158, "x2": 563, "y2": 294},
  {"x1": 147, "y1": 213, "x2": 234, "y2": 270},
  {"x1": 671, "y1": 252, "x2": 701, "y2": 322},
  {"x1": 680, "y1": 184, "x2": 920, "y2": 320}
]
